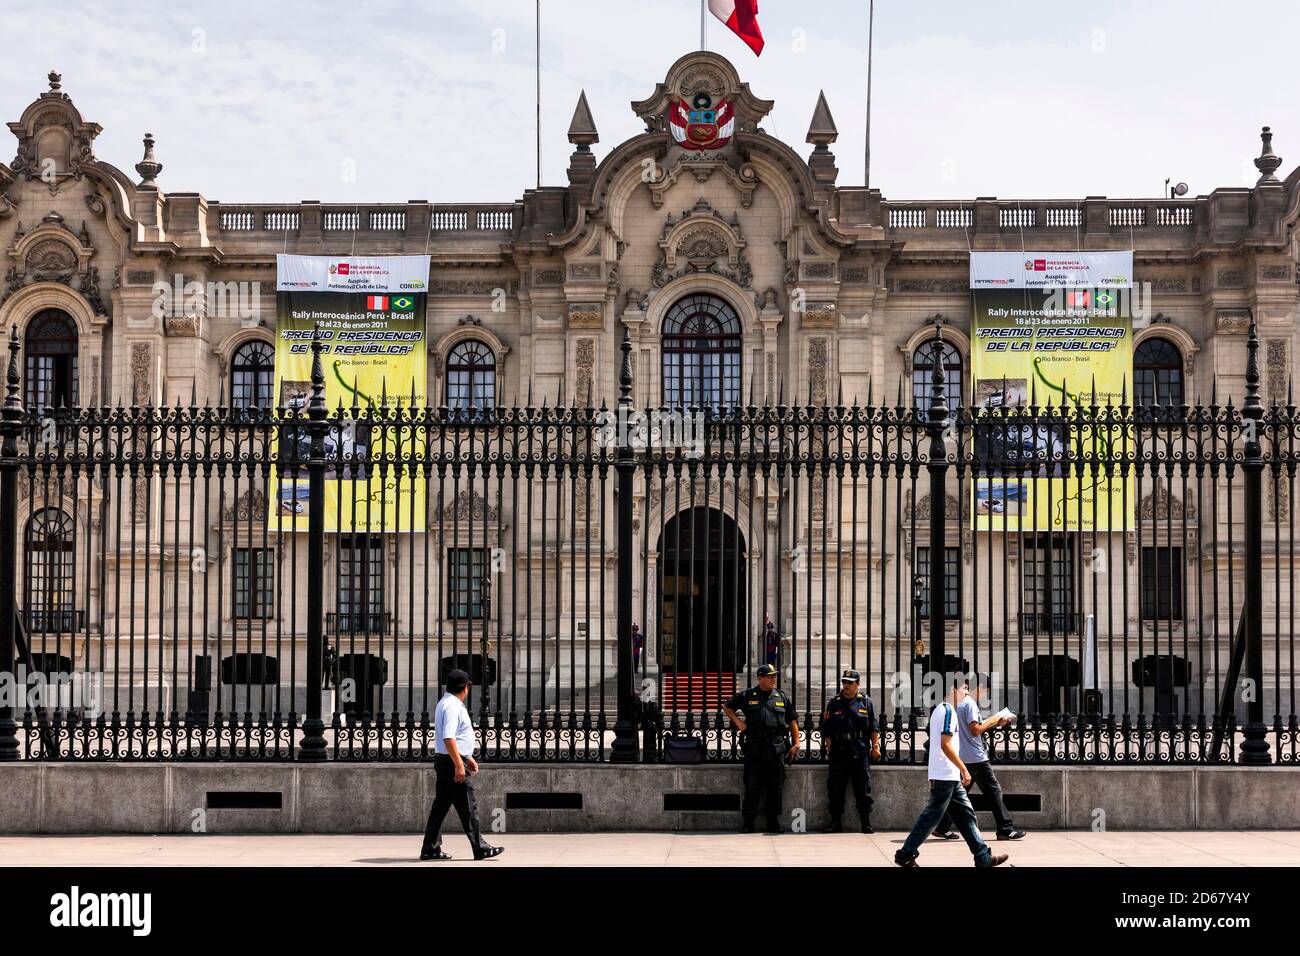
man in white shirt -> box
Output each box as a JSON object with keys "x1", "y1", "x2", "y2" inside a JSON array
[
  {"x1": 418, "y1": 669, "x2": 504, "y2": 861},
  {"x1": 894, "y1": 682, "x2": 1009, "y2": 868}
]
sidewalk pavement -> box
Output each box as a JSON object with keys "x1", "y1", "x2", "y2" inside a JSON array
[{"x1": 3, "y1": 830, "x2": 1300, "y2": 867}]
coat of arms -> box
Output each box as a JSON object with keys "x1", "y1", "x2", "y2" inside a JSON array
[{"x1": 669, "y1": 92, "x2": 734, "y2": 150}]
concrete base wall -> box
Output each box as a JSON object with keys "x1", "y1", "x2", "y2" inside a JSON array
[{"x1": 1, "y1": 763, "x2": 1297, "y2": 835}]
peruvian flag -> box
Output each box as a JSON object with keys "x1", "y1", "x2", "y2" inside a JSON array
[
  {"x1": 709, "y1": 0, "x2": 764, "y2": 56},
  {"x1": 366, "y1": 295, "x2": 389, "y2": 311}
]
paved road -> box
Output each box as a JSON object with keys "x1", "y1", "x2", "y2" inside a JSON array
[{"x1": 3, "y1": 830, "x2": 1299, "y2": 867}]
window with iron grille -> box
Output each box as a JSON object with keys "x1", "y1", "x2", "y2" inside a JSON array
[
  {"x1": 233, "y1": 548, "x2": 275, "y2": 619},
  {"x1": 1140, "y1": 546, "x2": 1184, "y2": 621},
  {"x1": 912, "y1": 339, "x2": 962, "y2": 410},
  {"x1": 448, "y1": 548, "x2": 489, "y2": 620},
  {"x1": 446, "y1": 339, "x2": 496, "y2": 417},
  {"x1": 1022, "y1": 536, "x2": 1077, "y2": 633},
  {"x1": 231, "y1": 340, "x2": 275, "y2": 410},
  {"x1": 915, "y1": 546, "x2": 960, "y2": 619},
  {"x1": 662, "y1": 294, "x2": 742, "y2": 410},
  {"x1": 1134, "y1": 337, "x2": 1184, "y2": 408},
  {"x1": 338, "y1": 535, "x2": 384, "y2": 632},
  {"x1": 25, "y1": 310, "x2": 78, "y2": 409},
  {"x1": 24, "y1": 508, "x2": 75, "y2": 633}
]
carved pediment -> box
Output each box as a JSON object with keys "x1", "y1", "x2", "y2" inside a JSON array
[
  {"x1": 1139, "y1": 486, "x2": 1194, "y2": 521},
  {"x1": 651, "y1": 198, "x2": 752, "y2": 290},
  {"x1": 8, "y1": 74, "x2": 102, "y2": 190},
  {"x1": 438, "y1": 488, "x2": 499, "y2": 525}
]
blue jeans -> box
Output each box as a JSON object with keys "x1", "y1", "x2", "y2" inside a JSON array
[{"x1": 897, "y1": 779, "x2": 992, "y2": 866}]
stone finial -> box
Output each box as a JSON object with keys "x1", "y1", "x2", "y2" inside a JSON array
[
  {"x1": 567, "y1": 90, "x2": 599, "y2": 151},
  {"x1": 1255, "y1": 126, "x2": 1283, "y2": 184},
  {"x1": 48, "y1": 71, "x2": 62, "y2": 92},
  {"x1": 805, "y1": 90, "x2": 838, "y2": 147},
  {"x1": 806, "y1": 91, "x2": 839, "y2": 185},
  {"x1": 135, "y1": 133, "x2": 163, "y2": 188}
]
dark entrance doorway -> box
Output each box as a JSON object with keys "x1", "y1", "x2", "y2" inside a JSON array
[{"x1": 657, "y1": 507, "x2": 746, "y2": 673}]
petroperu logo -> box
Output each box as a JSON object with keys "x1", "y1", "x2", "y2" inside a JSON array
[{"x1": 49, "y1": 886, "x2": 152, "y2": 936}]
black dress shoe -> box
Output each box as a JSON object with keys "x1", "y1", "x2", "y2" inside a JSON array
[
  {"x1": 419, "y1": 849, "x2": 452, "y2": 861},
  {"x1": 473, "y1": 845, "x2": 505, "y2": 861},
  {"x1": 861, "y1": 821, "x2": 875, "y2": 834},
  {"x1": 821, "y1": 820, "x2": 843, "y2": 833},
  {"x1": 894, "y1": 854, "x2": 919, "y2": 868},
  {"x1": 741, "y1": 821, "x2": 755, "y2": 833}
]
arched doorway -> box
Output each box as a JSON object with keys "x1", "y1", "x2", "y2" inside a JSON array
[{"x1": 657, "y1": 507, "x2": 746, "y2": 673}]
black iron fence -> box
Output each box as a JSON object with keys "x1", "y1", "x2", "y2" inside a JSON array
[{"x1": 0, "y1": 325, "x2": 1295, "y2": 764}]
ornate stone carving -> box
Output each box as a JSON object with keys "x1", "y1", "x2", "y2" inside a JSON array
[
  {"x1": 1216, "y1": 268, "x2": 1246, "y2": 289},
  {"x1": 623, "y1": 287, "x2": 649, "y2": 312},
  {"x1": 677, "y1": 226, "x2": 728, "y2": 261},
  {"x1": 567, "y1": 262, "x2": 601, "y2": 280},
  {"x1": 1261, "y1": 264, "x2": 1291, "y2": 281},
  {"x1": 223, "y1": 487, "x2": 267, "y2": 522},
  {"x1": 25, "y1": 238, "x2": 77, "y2": 280},
  {"x1": 439, "y1": 488, "x2": 499, "y2": 524},
  {"x1": 1215, "y1": 309, "x2": 1251, "y2": 333},
  {"x1": 127, "y1": 269, "x2": 155, "y2": 285},
  {"x1": 568, "y1": 303, "x2": 603, "y2": 329},
  {"x1": 803, "y1": 262, "x2": 834, "y2": 279},
  {"x1": 896, "y1": 277, "x2": 968, "y2": 294},
  {"x1": 575, "y1": 337, "x2": 595, "y2": 403},
  {"x1": 428, "y1": 279, "x2": 517, "y2": 295},
  {"x1": 840, "y1": 267, "x2": 870, "y2": 283},
  {"x1": 131, "y1": 342, "x2": 151, "y2": 406},
  {"x1": 533, "y1": 269, "x2": 564, "y2": 286},
  {"x1": 809, "y1": 338, "x2": 828, "y2": 406},
  {"x1": 906, "y1": 492, "x2": 966, "y2": 521},
  {"x1": 1267, "y1": 339, "x2": 1286, "y2": 406},
  {"x1": 165, "y1": 314, "x2": 202, "y2": 337},
  {"x1": 1147, "y1": 277, "x2": 1188, "y2": 293},
  {"x1": 801, "y1": 303, "x2": 836, "y2": 328},
  {"x1": 1139, "y1": 486, "x2": 1194, "y2": 521}
]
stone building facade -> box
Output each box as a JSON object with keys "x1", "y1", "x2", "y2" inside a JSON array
[{"x1": 3, "y1": 52, "x2": 1297, "y2": 717}]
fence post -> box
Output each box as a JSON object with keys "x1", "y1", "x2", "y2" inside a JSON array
[
  {"x1": 0, "y1": 328, "x2": 21, "y2": 761},
  {"x1": 926, "y1": 327, "x2": 950, "y2": 688},
  {"x1": 611, "y1": 327, "x2": 639, "y2": 763},
  {"x1": 1239, "y1": 321, "x2": 1270, "y2": 765},
  {"x1": 298, "y1": 329, "x2": 329, "y2": 761}
]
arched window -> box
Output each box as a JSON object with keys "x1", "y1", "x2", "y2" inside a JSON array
[
  {"x1": 25, "y1": 310, "x2": 78, "y2": 409},
  {"x1": 662, "y1": 294, "x2": 742, "y2": 409},
  {"x1": 912, "y1": 338, "x2": 963, "y2": 409},
  {"x1": 1134, "y1": 337, "x2": 1184, "y2": 407},
  {"x1": 445, "y1": 339, "x2": 496, "y2": 416},
  {"x1": 231, "y1": 340, "x2": 274, "y2": 410},
  {"x1": 25, "y1": 508, "x2": 76, "y2": 633}
]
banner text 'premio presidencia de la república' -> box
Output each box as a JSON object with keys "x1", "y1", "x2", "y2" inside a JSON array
[
  {"x1": 969, "y1": 251, "x2": 1134, "y2": 533},
  {"x1": 272, "y1": 254, "x2": 429, "y2": 533}
]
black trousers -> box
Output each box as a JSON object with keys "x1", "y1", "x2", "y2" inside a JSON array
[
  {"x1": 938, "y1": 760, "x2": 1014, "y2": 834},
  {"x1": 742, "y1": 750, "x2": 785, "y2": 826},
  {"x1": 421, "y1": 754, "x2": 486, "y2": 853},
  {"x1": 826, "y1": 751, "x2": 873, "y2": 822}
]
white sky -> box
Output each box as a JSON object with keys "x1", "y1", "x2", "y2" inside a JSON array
[{"x1": 4, "y1": 0, "x2": 1297, "y2": 203}]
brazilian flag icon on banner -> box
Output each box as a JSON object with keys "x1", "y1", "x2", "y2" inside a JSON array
[{"x1": 392, "y1": 295, "x2": 417, "y2": 312}]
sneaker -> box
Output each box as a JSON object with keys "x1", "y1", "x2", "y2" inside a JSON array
[
  {"x1": 931, "y1": 829, "x2": 960, "y2": 841},
  {"x1": 978, "y1": 853, "x2": 1010, "y2": 868},
  {"x1": 473, "y1": 845, "x2": 505, "y2": 861},
  {"x1": 419, "y1": 849, "x2": 452, "y2": 861},
  {"x1": 821, "y1": 821, "x2": 843, "y2": 834},
  {"x1": 997, "y1": 829, "x2": 1027, "y2": 841},
  {"x1": 894, "y1": 853, "x2": 919, "y2": 868}
]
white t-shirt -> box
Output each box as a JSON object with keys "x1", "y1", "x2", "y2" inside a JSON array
[
  {"x1": 927, "y1": 701, "x2": 962, "y2": 781},
  {"x1": 434, "y1": 692, "x2": 476, "y2": 757}
]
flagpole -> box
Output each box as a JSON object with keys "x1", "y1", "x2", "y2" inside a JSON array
[
  {"x1": 536, "y1": 0, "x2": 542, "y2": 188},
  {"x1": 700, "y1": 0, "x2": 706, "y2": 50},
  {"x1": 865, "y1": 0, "x2": 874, "y2": 188}
]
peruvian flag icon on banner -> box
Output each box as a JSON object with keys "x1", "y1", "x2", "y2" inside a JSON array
[
  {"x1": 366, "y1": 295, "x2": 390, "y2": 311},
  {"x1": 709, "y1": 0, "x2": 764, "y2": 55}
]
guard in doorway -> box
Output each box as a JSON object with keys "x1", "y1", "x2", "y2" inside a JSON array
[{"x1": 723, "y1": 664, "x2": 800, "y2": 834}]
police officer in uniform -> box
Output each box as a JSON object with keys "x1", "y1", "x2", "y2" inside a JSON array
[
  {"x1": 723, "y1": 664, "x2": 800, "y2": 834},
  {"x1": 820, "y1": 669, "x2": 880, "y2": 833}
]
